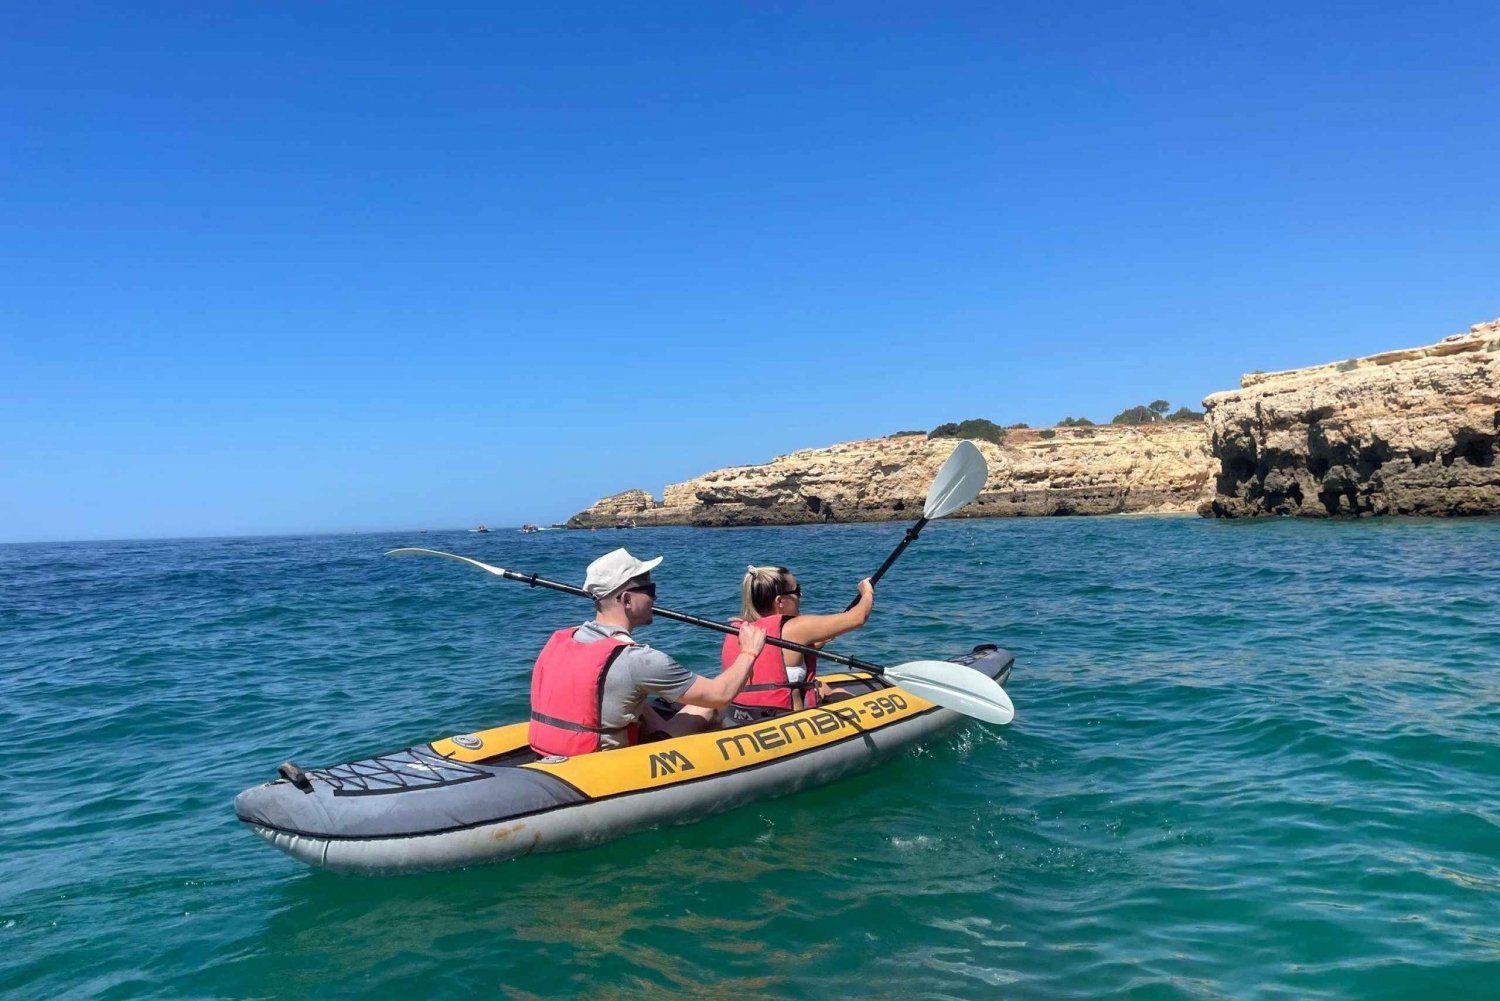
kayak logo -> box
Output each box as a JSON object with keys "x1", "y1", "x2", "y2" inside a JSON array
[
  {"x1": 714, "y1": 704, "x2": 865, "y2": 761},
  {"x1": 648, "y1": 749, "x2": 696, "y2": 778}
]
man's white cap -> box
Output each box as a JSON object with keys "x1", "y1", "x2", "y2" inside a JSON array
[{"x1": 583, "y1": 548, "x2": 663, "y2": 599}]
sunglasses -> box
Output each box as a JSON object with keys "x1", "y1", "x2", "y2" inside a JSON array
[
  {"x1": 622, "y1": 582, "x2": 657, "y2": 599},
  {"x1": 778, "y1": 584, "x2": 802, "y2": 598}
]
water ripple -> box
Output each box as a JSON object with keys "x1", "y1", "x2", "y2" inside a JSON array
[{"x1": 2, "y1": 518, "x2": 1499, "y2": 997}]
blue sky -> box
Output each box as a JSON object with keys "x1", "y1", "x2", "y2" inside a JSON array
[{"x1": 3, "y1": 2, "x2": 1497, "y2": 542}]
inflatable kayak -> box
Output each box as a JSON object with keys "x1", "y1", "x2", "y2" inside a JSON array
[{"x1": 234, "y1": 644, "x2": 1013, "y2": 874}]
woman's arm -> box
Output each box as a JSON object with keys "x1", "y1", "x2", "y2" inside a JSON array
[{"x1": 782, "y1": 579, "x2": 874, "y2": 647}]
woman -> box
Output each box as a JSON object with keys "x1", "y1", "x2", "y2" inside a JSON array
[{"x1": 719, "y1": 565, "x2": 875, "y2": 722}]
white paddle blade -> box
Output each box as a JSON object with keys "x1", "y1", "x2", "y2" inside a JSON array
[
  {"x1": 923, "y1": 440, "x2": 989, "y2": 519},
  {"x1": 883, "y1": 659, "x2": 1014, "y2": 725},
  {"x1": 385, "y1": 547, "x2": 510, "y2": 577}
]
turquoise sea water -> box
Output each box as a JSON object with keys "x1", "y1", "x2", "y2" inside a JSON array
[{"x1": 2, "y1": 517, "x2": 1498, "y2": 999}]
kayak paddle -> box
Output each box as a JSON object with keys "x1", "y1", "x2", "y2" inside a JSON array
[
  {"x1": 845, "y1": 438, "x2": 990, "y2": 609},
  {"x1": 387, "y1": 547, "x2": 1014, "y2": 725}
]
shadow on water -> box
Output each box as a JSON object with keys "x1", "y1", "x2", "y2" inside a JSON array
[
  {"x1": 214, "y1": 792, "x2": 886, "y2": 998},
  {"x1": 207, "y1": 730, "x2": 1057, "y2": 998}
]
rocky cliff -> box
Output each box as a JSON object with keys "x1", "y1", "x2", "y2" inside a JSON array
[
  {"x1": 1202, "y1": 319, "x2": 1500, "y2": 518},
  {"x1": 567, "y1": 423, "x2": 1214, "y2": 528},
  {"x1": 569, "y1": 317, "x2": 1500, "y2": 526}
]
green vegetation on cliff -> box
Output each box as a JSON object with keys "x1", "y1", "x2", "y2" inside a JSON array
[
  {"x1": 926, "y1": 404, "x2": 1200, "y2": 440},
  {"x1": 1111, "y1": 400, "x2": 1204, "y2": 425},
  {"x1": 929, "y1": 418, "x2": 1006, "y2": 445}
]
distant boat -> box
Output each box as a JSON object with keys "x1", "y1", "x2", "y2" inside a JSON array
[
  {"x1": 520, "y1": 524, "x2": 541, "y2": 534},
  {"x1": 614, "y1": 518, "x2": 636, "y2": 530},
  {"x1": 469, "y1": 525, "x2": 490, "y2": 534}
]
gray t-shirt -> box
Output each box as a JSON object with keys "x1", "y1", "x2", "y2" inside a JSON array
[{"x1": 573, "y1": 619, "x2": 697, "y2": 750}]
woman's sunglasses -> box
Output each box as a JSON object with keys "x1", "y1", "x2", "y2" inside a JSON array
[{"x1": 778, "y1": 584, "x2": 802, "y2": 598}]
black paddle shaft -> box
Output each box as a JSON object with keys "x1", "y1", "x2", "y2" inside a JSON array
[
  {"x1": 496, "y1": 567, "x2": 888, "y2": 676},
  {"x1": 844, "y1": 515, "x2": 928, "y2": 611}
]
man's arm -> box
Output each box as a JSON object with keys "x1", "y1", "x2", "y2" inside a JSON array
[{"x1": 676, "y1": 621, "x2": 767, "y2": 709}]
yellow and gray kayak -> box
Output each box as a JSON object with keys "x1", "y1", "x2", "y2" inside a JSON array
[{"x1": 233, "y1": 644, "x2": 1013, "y2": 874}]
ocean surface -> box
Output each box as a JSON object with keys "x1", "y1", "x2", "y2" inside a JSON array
[{"x1": 2, "y1": 516, "x2": 1498, "y2": 999}]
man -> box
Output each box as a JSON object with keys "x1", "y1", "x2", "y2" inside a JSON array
[{"x1": 528, "y1": 548, "x2": 766, "y2": 757}]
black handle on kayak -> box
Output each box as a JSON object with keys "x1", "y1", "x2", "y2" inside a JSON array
[{"x1": 501, "y1": 566, "x2": 887, "y2": 676}]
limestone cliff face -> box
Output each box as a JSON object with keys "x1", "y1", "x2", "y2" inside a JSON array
[
  {"x1": 567, "y1": 423, "x2": 1214, "y2": 528},
  {"x1": 1202, "y1": 319, "x2": 1500, "y2": 518},
  {"x1": 570, "y1": 489, "x2": 655, "y2": 526},
  {"x1": 567, "y1": 317, "x2": 1500, "y2": 527}
]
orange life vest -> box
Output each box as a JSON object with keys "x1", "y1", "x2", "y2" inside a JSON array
[
  {"x1": 720, "y1": 613, "x2": 819, "y2": 712},
  {"x1": 528, "y1": 627, "x2": 637, "y2": 756}
]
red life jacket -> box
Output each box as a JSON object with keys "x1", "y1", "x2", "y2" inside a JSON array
[
  {"x1": 529, "y1": 627, "x2": 638, "y2": 756},
  {"x1": 720, "y1": 613, "x2": 819, "y2": 712}
]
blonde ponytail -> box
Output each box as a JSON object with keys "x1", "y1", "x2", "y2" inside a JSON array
[{"x1": 740, "y1": 564, "x2": 790, "y2": 621}]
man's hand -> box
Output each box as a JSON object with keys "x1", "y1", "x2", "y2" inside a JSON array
[{"x1": 738, "y1": 621, "x2": 767, "y2": 657}]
